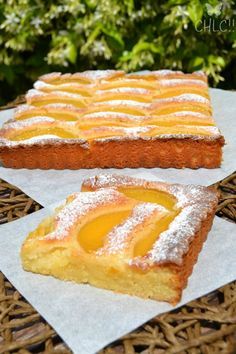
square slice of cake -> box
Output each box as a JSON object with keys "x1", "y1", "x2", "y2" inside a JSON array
[
  {"x1": 21, "y1": 174, "x2": 218, "y2": 303},
  {"x1": 0, "y1": 70, "x2": 224, "y2": 169}
]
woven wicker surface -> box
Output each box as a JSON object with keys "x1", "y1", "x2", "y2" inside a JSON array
[{"x1": 0, "y1": 173, "x2": 235, "y2": 354}]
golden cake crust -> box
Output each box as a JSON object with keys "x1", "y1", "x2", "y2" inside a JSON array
[
  {"x1": 0, "y1": 137, "x2": 223, "y2": 169},
  {"x1": 0, "y1": 70, "x2": 224, "y2": 169}
]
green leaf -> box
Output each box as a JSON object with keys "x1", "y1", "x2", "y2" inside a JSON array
[
  {"x1": 67, "y1": 42, "x2": 77, "y2": 64},
  {"x1": 132, "y1": 41, "x2": 163, "y2": 55},
  {"x1": 132, "y1": 41, "x2": 151, "y2": 54},
  {"x1": 215, "y1": 57, "x2": 225, "y2": 67},
  {"x1": 86, "y1": 25, "x2": 102, "y2": 46},
  {"x1": 188, "y1": 0, "x2": 203, "y2": 26},
  {"x1": 208, "y1": 55, "x2": 225, "y2": 67},
  {"x1": 192, "y1": 56, "x2": 204, "y2": 67},
  {"x1": 84, "y1": 0, "x2": 97, "y2": 10},
  {"x1": 101, "y1": 26, "x2": 124, "y2": 50},
  {"x1": 124, "y1": 0, "x2": 134, "y2": 14},
  {"x1": 80, "y1": 25, "x2": 102, "y2": 53}
]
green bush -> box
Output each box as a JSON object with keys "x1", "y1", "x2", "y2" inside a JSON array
[{"x1": 0, "y1": 0, "x2": 235, "y2": 104}]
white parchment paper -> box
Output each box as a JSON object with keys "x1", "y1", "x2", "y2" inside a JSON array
[
  {"x1": 0, "y1": 88, "x2": 235, "y2": 206},
  {"x1": 0, "y1": 204, "x2": 235, "y2": 354}
]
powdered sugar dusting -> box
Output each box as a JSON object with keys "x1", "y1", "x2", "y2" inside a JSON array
[
  {"x1": 41, "y1": 103, "x2": 82, "y2": 111},
  {"x1": 0, "y1": 124, "x2": 220, "y2": 148},
  {"x1": 185, "y1": 125, "x2": 219, "y2": 135},
  {"x1": 0, "y1": 136, "x2": 89, "y2": 147},
  {"x1": 82, "y1": 174, "x2": 218, "y2": 266},
  {"x1": 154, "y1": 70, "x2": 206, "y2": 80},
  {"x1": 15, "y1": 104, "x2": 36, "y2": 115},
  {"x1": 153, "y1": 70, "x2": 183, "y2": 76},
  {"x1": 97, "y1": 203, "x2": 168, "y2": 256},
  {"x1": 79, "y1": 125, "x2": 153, "y2": 140},
  {"x1": 94, "y1": 100, "x2": 150, "y2": 107},
  {"x1": 45, "y1": 188, "x2": 127, "y2": 240},
  {"x1": 145, "y1": 203, "x2": 209, "y2": 265},
  {"x1": 39, "y1": 72, "x2": 93, "y2": 84},
  {"x1": 92, "y1": 126, "x2": 221, "y2": 142},
  {"x1": 52, "y1": 91, "x2": 86, "y2": 99},
  {"x1": 39, "y1": 72, "x2": 61, "y2": 82},
  {"x1": 128, "y1": 70, "x2": 183, "y2": 77},
  {"x1": 96, "y1": 88, "x2": 151, "y2": 95},
  {"x1": 81, "y1": 70, "x2": 124, "y2": 80},
  {"x1": 45, "y1": 90, "x2": 86, "y2": 100},
  {"x1": 34, "y1": 80, "x2": 93, "y2": 94},
  {"x1": 3, "y1": 116, "x2": 55, "y2": 130},
  {"x1": 155, "y1": 94, "x2": 209, "y2": 104},
  {"x1": 159, "y1": 79, "x2": 207, "y2": 87},
  {"x1": 133, "y1": 182, "x2": 217, "y2": 266},
  {"x1": 152, "y1": 125, "x2": 220, "y2": 137},
  {"x1": 27, "y1": 89, "x2": 86, "y2": 100},
  {"x1": 26, "y1": 89, "x2": 45, "y2": 99},
  {"x1": 14, "y1": 104, "x2": 81, "y2": 119},
  {"x1": 122, "y1": 126, "x2": 152, "y2": 135},
  {"x1": 34, "y1": 80, "x2": 52, "y2": 90},
  {"x1": 83, "y1": 174, "x2": 138, "y2": 190},
  {"x1": 17, "y1": 135, "x2": 63, "y2": 144},
  {"x1": 82, "y1": 111, "x2": 143, "y2": 120},
  {"x1": 163, "y1": 111, "x2": 210, "y2": 118}
]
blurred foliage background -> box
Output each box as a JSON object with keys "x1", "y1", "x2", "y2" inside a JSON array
[{"x1": 0, "y1": 0, "x2": 235, "y2": 105}]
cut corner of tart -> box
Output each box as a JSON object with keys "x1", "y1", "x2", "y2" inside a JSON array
[{"x1": 21, "y1": 174, "x2": 218, "y2": 304}]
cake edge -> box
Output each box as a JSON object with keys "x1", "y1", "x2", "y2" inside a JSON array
[{"x1": 0, "y1": 136, "x2": 224, "y2": 169}]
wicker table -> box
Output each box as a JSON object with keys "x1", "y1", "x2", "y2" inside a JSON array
[{"x1": 0, "y1": 172, "x2": 235, "y2": 354}]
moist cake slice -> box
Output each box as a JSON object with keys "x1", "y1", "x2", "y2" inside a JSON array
[
  {"x1": 21, "y1": 174, "x2": 218, "y2": 303},
  {"x1": 0, "y1": 70, "x2": 224, "y2": 169}
]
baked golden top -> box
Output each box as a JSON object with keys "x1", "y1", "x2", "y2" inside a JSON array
[
  {"x1": 22, "y1": 174, "x2": 218, "y2": 270},
  {"x1": 0, "y1": 70, "x2": 223, "y2": 147}
]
